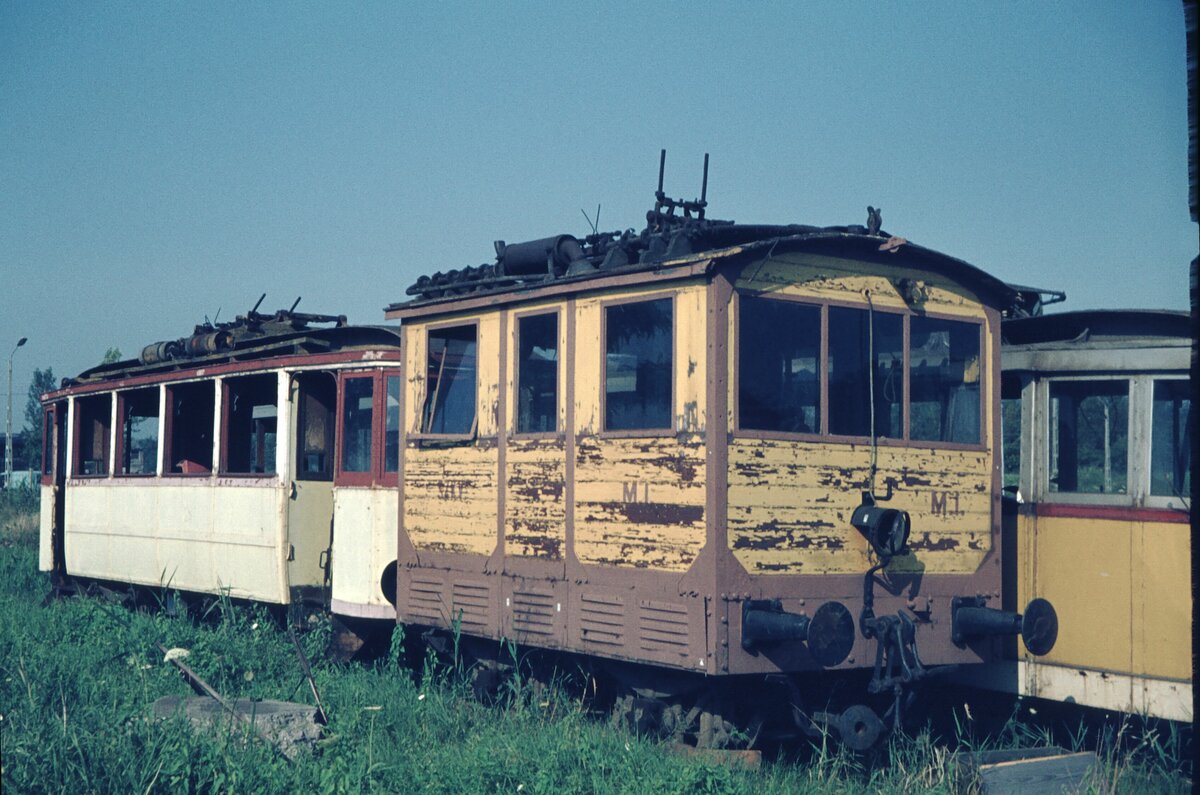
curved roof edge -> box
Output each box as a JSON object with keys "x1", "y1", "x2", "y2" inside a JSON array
[
  {"x1": 1002, "y1": 309, "x2": 1191, "y2": 347},
  {"x1": 67, "y1": 324, "x2": 402, "y2": 386},
  {"x1": 387, "y1": 231, "x2": 1022, "y2": 317}
]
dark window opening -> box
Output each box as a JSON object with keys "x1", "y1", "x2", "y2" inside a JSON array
[
  {"x1": 517, "y1": 313, "x2": 558, "y2": 434},
  {"x1": 739, "y1": 297, "x2": 820, "y2": 433},
  {"x1": 168, "y1": 381, "x2": 214, "y2": 474},
  {"x1": 1151, "y1": 380, "x2": 1191, "y2": 498},
  {"x1": 224, "y1": 374, "x2": 277, "y2": 474},
  {"x1": 342, "y1": 377, "x2": 374, "y2": 473},
  {"x1": 1048, "y1": 380, "x2": 1128, "y2": 494},
  {"x1": 422, "y1": 326, "x2": 477, "y2": 435},
  {"x1": 605, "y1": 298, "x2": 672, "y2": 431},
  {"x1": 828, "y1": 307, "x2": 903, "y2": 438},
  {"x1": 75, "y1": 394, "x2": 111, "y2": 476},
  {"x1": 296, "y1": 373, "x2": 336, "y2": 481},
  {"x1": 42, "y1": 408, "x2": 55, "y2": 476},
  {"x1": 1001, "y1": 374, "x2": 1022, "y2": 491},
  {"x1": 119, "y1": 388, "x2": 159, "y2": 476},
  {"x1": 385, "y1": 375, "x2": 401, "y2": 473},
  {"x1": 909, "y1": 317, "x2": 981, "y2": 444}
]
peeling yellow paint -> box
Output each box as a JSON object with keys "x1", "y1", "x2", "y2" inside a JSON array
[
  {"x1": 404, "y1": 447, "x2": 498, "y2": 556},
  {"x1": 574, "y1": 436, "x2": 706, "y2": 571},
  {"x1": 505, "y1": 439, "x2": 566, "y2": 558},
  {"x1": 728, "y1": 441, "x2": 992, "y2": 575}
]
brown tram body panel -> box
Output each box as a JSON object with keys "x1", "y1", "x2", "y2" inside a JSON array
[{"x1": 389, "y1": 236, "x2": 1012, "y2": 678}]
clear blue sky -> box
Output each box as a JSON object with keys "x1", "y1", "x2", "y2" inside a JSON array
[{"x1": 1, "y1": 2, "x2": 1195, "y2": 428}]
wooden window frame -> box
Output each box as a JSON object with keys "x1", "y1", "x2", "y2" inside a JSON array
[
  {"x1": 335, "y1": 369, "x2": 402, "y2": 487},
  {"x1": 219, "y1": 373, "x2": 279, "y2": 478},
  {"x1": 732, "y1": 290, "x2": 987, "y2": 451},
  {"x1": 599, "y1": 291, "x2": 677, "y2": 438},
  {"x1": 413, "y1": 319, "x2": 481, "y2": 442},
  {"x1": 512, "y1": 307, "x2": 563, "y2": 439},
  {"x1": 162, "y1": 380, "x2": 216, "y2": 478},
  {"x1": 40, "y1": 404, "x2": 57, "y2": 485},
  {"x1": 72, "y1": 392, "x2": 113, "y2": 479},
  {"x1": 114, "y1": 387, "x2": 160, "y2": 478}
]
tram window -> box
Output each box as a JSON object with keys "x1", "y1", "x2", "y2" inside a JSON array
[
  {"x1": 224, "y1": 375, "x2": 277, "y2": 474},
  {"x1": 910, "y1": 318, "x2": 981, "y2": 444},
  {"x1": 167, "y1": 381, "x2": 214, "y2": 474},
  {"x1": 118, "y1": 388, "x2": 159, "y2": 476},
  {"x1": 342, "y1": 377, "x2": 374, "y2": 473},
  {"x1": 384, "y1": 375, "x2": 401, "y2": 473},
  {"x1": 517, "y1": 313, "x2": 558, "y2": 434},
  {"x1": 75, "y1": 394, "x2": 111, "y2": 476},
  {"x1": 739, "y1": 297, "x2": 820, "y2": 433},
  {"x1": 422, "y1": 325, "x2": 477, "y2": 435},
  {"x1": 1000, "y1": 375, "x2": 1022, "y2": 490},
  {"x1": 1048, "y1": 380, "x2": 1128, "y2": 494},
  {"x1": 42, "y1": 408, "x2": 55, "y2": 476},
  {"x1": 605, "y1": 298, "x2": 673, "y2": 431},
  {"x1": 1150, "y1": 380, "x2": 1191, "y2": 497},
  {"x1": 296, "y1": 374, "x2": 335, "y2": 480},
  {"x1": 828, "y1": 307, "x2": 902, "y2": 438}
]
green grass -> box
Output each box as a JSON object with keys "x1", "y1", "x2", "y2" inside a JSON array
[{"x1": 0, "y1": 501, "x2": 1189, "y2": 794}]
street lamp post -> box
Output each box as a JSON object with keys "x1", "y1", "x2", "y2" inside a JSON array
[{"x1": 5, "y1": 336, "x2": 28, "y2": 490}]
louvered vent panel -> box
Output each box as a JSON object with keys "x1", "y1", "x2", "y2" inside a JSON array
[
  {"x1": 451, "y1": 581, "x2": 490, "y2": 631},
  {"x1": 579, "y1": 593, "x2": 624, "y2": 648},
  {"x1": 406, "y1": 577, "x2": 444, "y2": 624},
  {"x1": 638, "y1": 600, "x2": 689, "y2": 655},
  {"x1": 511, "y1": 588, "x2": 556, "y2": 637}
]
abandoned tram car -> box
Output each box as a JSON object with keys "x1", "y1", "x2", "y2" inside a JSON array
[
  {"x1": 382, "y1": 179, "x2": 1057, "y2": 745},
  {"x1": 37, "y1": 303, "x2": 404, "y2": 625},
  {"x1": 37, "y1": 169, "x2": 1059, "y2": 745}
]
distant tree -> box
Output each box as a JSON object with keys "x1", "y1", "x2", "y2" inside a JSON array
[
  {"x1": 102, "y1": 347, "x2": 123, "y2": 364},
  {"x1": 17, "y1": 368, "x2": 56, "y2": 470}
]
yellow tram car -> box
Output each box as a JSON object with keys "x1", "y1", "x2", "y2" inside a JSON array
[
  {"x1": 383, "y1": 180, "x2": 1057, "y2": 745},
  {"x1": 996, "y1": 309, "x2": 1192, "y2": 723}
]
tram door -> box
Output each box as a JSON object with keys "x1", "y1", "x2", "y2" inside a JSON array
[{"x1": 288, "y1": 372, "x2": 338, "y2": 604}]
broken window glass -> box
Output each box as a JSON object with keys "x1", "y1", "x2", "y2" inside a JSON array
[
  {"x1": 224, "y1": 374, "x2": 277, "y2": 474},
  {"x1": 119, "y1": 388, "x2": 159, "y2": 476},
  {"x1": 827, "y1": 307, "x2": 903, "y2": 438},
  {"x1": 738, "y1": 297, "x2": 820, "y2": 433},
  {"x1": 422, "y1": 326, "x2": 477, "y2": 435},
  {"x1": 167, "y1": 381, "x2": 214, "y2": 474},
  {"x1": 909, "y1": 317, "x2": 981, "y2": 444},
  {"x1": 1048, "y1": 380, "x2": 1128, "y2": 494},
  {"x1": 605, "y1": 298, "x2": 673, "y2": 431},
  {"x1": 517, "y1": 313, "x2": 558, "y2": 434},
  {"x1": 1150, "y1": 380, "x2": 1191, "y2": 498},
  {"x1": 75, "y1": 393, "x2": 111, "y2": 476},
  {"x1": 342, "y1": 377, "x2": 374, "y2": 473}
]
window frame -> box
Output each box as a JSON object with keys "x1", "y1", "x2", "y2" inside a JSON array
[
  {"x1": 731, "y1": 291, "x2": 987, "y2": 451},
  {"x1": 512, "y1": 308, "x2": 563, "y2": 439},
  {"x1": 1144, "y1": 375, "x2": 1190, "y2": 510},
  {"x1": 72, "y1": 392, "x2": 113, "y2": 478},
  {"x1": 115, "y1": 387, "x2": 161, "y2": 478},
  {"x1": 334, "y1": 368, "x2": 402, "y2": 487},
  {"x1": 219, "y1": 373, "x2": 280, "y2": 477},
  {"x1": 1036, "y1": 375, "x2": 1135, "y2": 507},
  {"x1": 414, "y1": 319, "x2": 480, "y2": 442},
  {"x1": 162, "y1": 379, "x2": 217, "y2": 478},
  {"x1": 599, "y1": 292, "x2": 677, "y2": 438},
  {"x1": 40, "y1": 404, "x2": 59, "y2": 485}
]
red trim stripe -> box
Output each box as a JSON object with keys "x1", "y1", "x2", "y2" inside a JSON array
[{"x1": 1035, "y1": 502, "x2": 1190, "y2": 524}]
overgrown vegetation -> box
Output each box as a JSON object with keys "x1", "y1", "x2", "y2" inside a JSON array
[{"x1": 0, "y1": 504, "x2": 1189, "y2": 793}]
